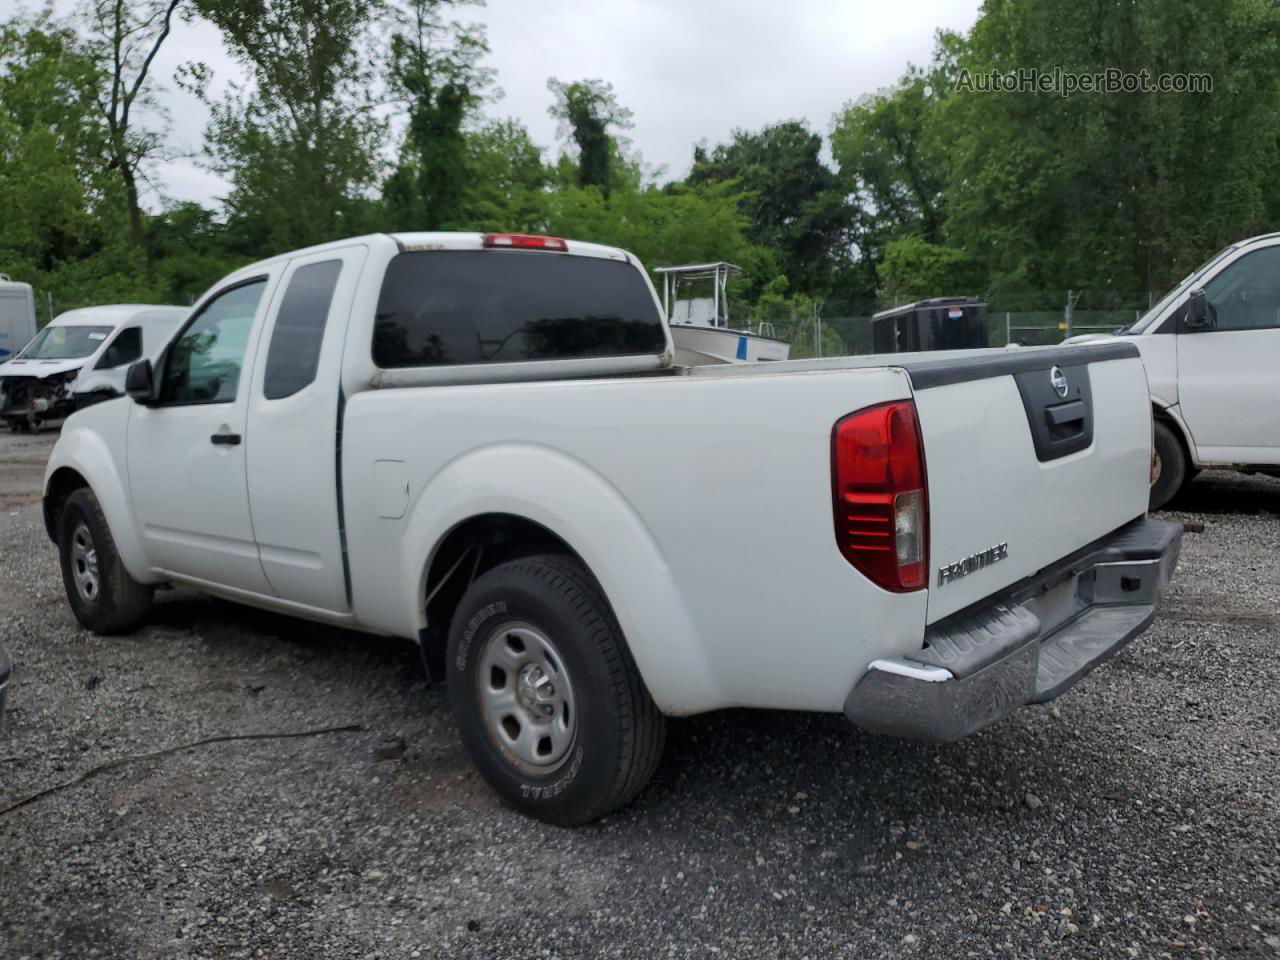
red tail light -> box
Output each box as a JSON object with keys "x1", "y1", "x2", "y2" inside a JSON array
[
  {"x1": 482, "y1": 233, "x2": 569, "y2": 252},
  {"x1": 831, "y1": 400, "x2": 929, "y2": 591}
]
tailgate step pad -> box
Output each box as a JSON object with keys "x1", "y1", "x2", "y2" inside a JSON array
[{"x1": 1031, "y1": 604, "x2": 1154, "y2": 703}]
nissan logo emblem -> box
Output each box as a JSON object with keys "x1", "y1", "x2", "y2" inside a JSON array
[{"x1": 1050, "y1": 366, "x2": 1069, "y2": 398}]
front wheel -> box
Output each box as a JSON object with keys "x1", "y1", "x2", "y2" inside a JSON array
[
  {"x1": 58, "y1": 488, "x2": 153, "y2": 634},
  {"x1": 1149, "y1": 421, "x2": 1188, "y2": 511},
  {"x1": 446, "y1": 555, "x2": 665, "y2": 826}
]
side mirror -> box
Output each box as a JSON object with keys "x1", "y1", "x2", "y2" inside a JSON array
[
  {"x1": 125, "y1": 359, "x2": 156, "y2": 404},
  {"x1": 1185, "y1": 289, "x2": 1212, "y2": 330}
]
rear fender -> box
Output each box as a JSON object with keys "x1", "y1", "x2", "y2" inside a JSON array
[{"x1": 399, "y1": 443, "x2": 718, "y2": 714}]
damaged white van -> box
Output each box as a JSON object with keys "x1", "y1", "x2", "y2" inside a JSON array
[{"x1": 0, "y1": 304, "x2": 186, "y2": 431}]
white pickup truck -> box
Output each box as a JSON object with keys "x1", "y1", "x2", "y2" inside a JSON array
[
  {"x1": 43, "y1": 232, "x2": 1181, "y2": 825},
  {"x1": 1069, "y1": 232, "x2": 1280, "y2": 508}
]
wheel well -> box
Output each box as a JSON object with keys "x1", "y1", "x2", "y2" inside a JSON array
[
  {"x1": 43, "y1": 467, "x2": 89, "y2": 544},
  {"x1": 1152, "y1": 405, "x2": 1194, "y2": 466},
  {"x1": 421, "y1": 513, "x2": 580, "y2": 654}
]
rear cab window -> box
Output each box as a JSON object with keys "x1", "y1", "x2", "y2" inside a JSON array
[{"x1": 372, "y1": 250, "x2": 666, "y2": 368}]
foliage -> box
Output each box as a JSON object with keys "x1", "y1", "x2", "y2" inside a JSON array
[
  {"x1": 4, "y1": 0, "x2": 1280, "y2": 336},
  {"x1": 830, "y1": 32, "x2": 960, "y2": 296},
  {"x1": 0, "y1": 14, "x2": 154, "y2": 318},
  {"x1": 940, "y1": 0, "x2": 1280, "y2": 307},
  {"x1": 83, "y1": 0, "x2": 183, "y2": 256},
  {"x1": 547, "y1": 78, "x2": 634, "y2": 194},
  {"x1": 878, "y1": 234, "x2": 981, "y2": 304},
  {"x1": 191, "y1": 0, "x2": 386, "y2": 253},
  {"x1": 458, "y1": 118, "x2": 550, "y2": 231},
  {"x1": 383, "y1": 0, "x2": 494, "y2": 230},
  {"x1": 542, "y1": 181, "x2": 769, "y2": 287},
  {"x1": 688, "y1": 121, "x2": 848, "y2": 295}
]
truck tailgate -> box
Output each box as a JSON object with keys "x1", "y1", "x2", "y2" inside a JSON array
[{"x1": 900, "y1": 342, "x2": 1152, "y2": 623}]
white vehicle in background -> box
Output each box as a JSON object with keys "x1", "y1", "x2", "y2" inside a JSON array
[
  {"x1": 0, "y1": 304, "x2": 186, "y2": 431},
  {"x1": 1069, "y1": 232, "x2": 1280, "y2": 508},
  {"x1": 0, "y1": 275, "x2": 37, "y2": 365},
  {"x1": 43, "y1": 232, "x2": 1180, "y2": 825}
]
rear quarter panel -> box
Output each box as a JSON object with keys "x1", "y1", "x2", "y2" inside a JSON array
[{"x1": 341, "y1": 366, "x2": 930, "y2": 715}]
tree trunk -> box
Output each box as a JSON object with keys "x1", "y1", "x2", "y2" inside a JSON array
[{"x1": 118, "y1": 157, "x2": 147, "y2": 262}]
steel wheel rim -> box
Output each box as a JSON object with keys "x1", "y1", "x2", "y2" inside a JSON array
[
  {"x1": 70, "y1": 523, "x2": 100, "y2": 605},
  {"x1": 476, "y1": 621, "x2": 577, "y2": 770}
]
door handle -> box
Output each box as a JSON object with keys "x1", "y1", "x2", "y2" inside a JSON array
[
  {"x1": 210, "y1": 432, "x2": 242, "y2": 446},
  {"x1": 1045, "y1": 400, "x2": 1086, "y2": 427}
]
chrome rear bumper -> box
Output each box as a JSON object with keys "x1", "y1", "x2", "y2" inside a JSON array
[{"x1": 844, "y1": 516, "x2": 1182, "y2": 742}]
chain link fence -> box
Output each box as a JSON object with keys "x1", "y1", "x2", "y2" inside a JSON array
[{"x1": 813, "y1": 306, "x2": 1143, "y2": 357}]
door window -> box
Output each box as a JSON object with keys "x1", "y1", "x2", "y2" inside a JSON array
[
  {"x1": 161, "y1": 280, "x2": 267, "y2": 404},
  {"x1": 95, "y1": 327, "x2": 142, "y2": 369},
  {"x1": 1201, "y1": 246, "x2": 1280, "y2": 332},
  {"x1": 263, "y1": 260, "x2": 341, "y2": 400}
]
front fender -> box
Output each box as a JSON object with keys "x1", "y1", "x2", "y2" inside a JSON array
[
  {"x1": 44, "y1": 404, "x2": 155, "y2": 584},
  {"x1": 397, "y1": 443, "x2": 721, "y2": 714},
  {"x1": 1151, "y1": 399, "x2": 1200, "y2": 467}
]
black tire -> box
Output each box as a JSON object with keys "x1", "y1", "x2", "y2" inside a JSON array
[
  {"x1": 446, "y1": 555, "x2": 665, "y2": 826},
  {"x1": 58, "y1": 488, "x2": 153, "y2": 635},
  {"x1": 1149, "y1": 420, "x2": 1188, "y2": 511}
]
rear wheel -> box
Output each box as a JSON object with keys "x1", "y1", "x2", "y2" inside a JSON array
[
  {"x1": 58, "y1": 488, "x2": 153, "y2": 634},
  {"x1": 1149, "y1": 420, "x2": 1188, "y2": 511},
  {"x1": 446, "y1": 555, "x2": 665, "y2": 826}
]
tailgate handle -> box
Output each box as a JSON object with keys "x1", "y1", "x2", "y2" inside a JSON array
[{"x1": 1045, "y1": 400, "x2": 1086, "y2": 427}]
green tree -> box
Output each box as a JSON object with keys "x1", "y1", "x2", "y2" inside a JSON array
[
  {"x1": 0, "y1": 14, "x2": 158, "y2": 314},
  {"x1": 459, "y1": 118, "x2": 549, "y2": 230},
  {"x1": 383, "y1": 0, "x2": 494, "y2": 230},
  {"x1": 878, "y1": 234, "x2": 981, "y2": 304},
  {"x1": 541, "y1": 181, "x2": 769, "y2": 291},
  {"x1": 192, "y1": 0, "x2": 385, "y2": 252},
  {"x1": 546, "y1": 78, "x2": 634, "y2": 194},
  {"x1": 84, "y1": 0, "x2": 183, "y2": 258},
  {"x1": 943, "y1": 0, "x2": 1280, "y2": 306},
  {"x1": 688, "y1": 121, "x2": 847, "y2": 296},
  {"x1": 146, "y1": 201, "x2": 248, "y2": 303},
  {"x1": 830, "y1": 33, "x2": 960, "y2": 299}
]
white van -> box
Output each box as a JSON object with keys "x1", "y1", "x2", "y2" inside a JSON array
[
  {"x1": 0, "y1": 276, "x2": 37, "y2": 365},
  {"x1": 1069, "y1": 232, "x2": 1280, "y2": 507},
  {"x1": 0, "y1": 304, "x2": 187, "y2": 430}
]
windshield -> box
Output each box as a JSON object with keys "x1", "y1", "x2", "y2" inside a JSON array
[
  {"x1": 1126, "y1": 244, "x2": 1240, "y2": 334},
  {"x1": 16, "y1": 325, "x2": 114, "y2": 360}
]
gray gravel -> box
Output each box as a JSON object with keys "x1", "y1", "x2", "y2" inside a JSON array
[{"x1": 1, "y1": 428, "x2": 1278, "y2": 959}]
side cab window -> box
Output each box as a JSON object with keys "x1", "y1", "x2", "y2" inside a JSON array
[
  {"x1": 95, "y1": 326, "x2": 142, "y2": 370},
  {"x1": 263, "y1": 260, "x2": 342, "y2": 400},
  {"x1": 1197, "y1": 246, "x2": 1280, "y2": 333},
  {"x1": 160, "y1": 280, "x2": 268, "y2": 405}
]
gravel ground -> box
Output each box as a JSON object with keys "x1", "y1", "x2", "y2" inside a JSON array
[{"x1": 1, "y1": 428, "x2": 1277, "y2": 959}]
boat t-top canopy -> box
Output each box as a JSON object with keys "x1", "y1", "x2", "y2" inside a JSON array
[{"x1": 653, "y1": 262, "x2": 743, "y2": 328}]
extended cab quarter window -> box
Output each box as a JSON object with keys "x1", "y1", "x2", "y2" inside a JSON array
[
  {"x1": 161, "y1": 280, "x2": 267, "y2": 404},
  {"x1": 372, "y1": 250, "x2": 666, "y2": 368},
  {"x1": 95, "y1": 326, "x2": 142, "y2": 369},
  {"x1": 264, "y1": 260, "x2": 342, "y2": 399},
  {"x1": 1202, "y1": 246, "x2": 1280, "y2": 332}
]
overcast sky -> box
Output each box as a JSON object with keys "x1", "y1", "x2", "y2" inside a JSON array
[{"x1": 136, "y1": 0, "x2": 983, "y2": 211}]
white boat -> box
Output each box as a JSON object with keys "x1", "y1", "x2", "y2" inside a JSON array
[{"x1": 654, "y1": 262, "x2": 790, "y2": 365}]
